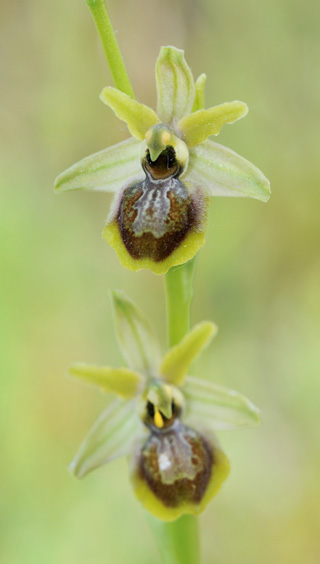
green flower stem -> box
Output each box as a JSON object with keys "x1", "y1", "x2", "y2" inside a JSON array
[
  {"x1": 148, "y1": 514, "x2": 200, "y2": 564},
  {"x1": 165, "y1": 258, "x2": 197, "y2": 347},
  {"x1": 155, "y1": 257, "x2": 200, "y2": 564},
  {"x1": 86, "y1": 0, "x2": 135, "y2": 99}
]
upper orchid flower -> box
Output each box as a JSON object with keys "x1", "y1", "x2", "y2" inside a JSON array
[
  {"x1": 68, "y1": 291, "x2": 260, "y2": 521},
  {"x1": 55, "y1": 47, "x2": 270, "y2": 274}
]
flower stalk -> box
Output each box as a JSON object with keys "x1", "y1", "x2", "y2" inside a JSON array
[
  {"x1": 161, "y1": 257, "x2": 200, "y2": 563},
  {"x1": 165, "y1": 258, "x2": 196, "y2": 348},
  {"x1": 153, "y1": 257, "x2": 202, "y2": 563},
  {"x1": 148, "y1": 513, "x2": 200, "y2": 564},
  {"x1": 86, "y1": 0, "x2": 135, "y2": 99}
]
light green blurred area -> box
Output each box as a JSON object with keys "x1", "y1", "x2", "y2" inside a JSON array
[{"x1": 1, "y1": 0, "x2": 319, "y2": 562}]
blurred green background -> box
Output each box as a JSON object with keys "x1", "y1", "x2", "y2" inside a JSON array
[{"x1": 1, "y1": 0, "x2": 319, "y2": 562}]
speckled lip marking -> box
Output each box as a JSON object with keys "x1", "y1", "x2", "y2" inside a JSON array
[
  {"x1": 138, "y1": 423, "x2": 213, "y2": 508},
  {"x1": 117, "y1": 176, "x2": 197, "y2": 262}
]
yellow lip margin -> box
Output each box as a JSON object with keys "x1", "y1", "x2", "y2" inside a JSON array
[
  {"x1": 102, "y1": 220, "x2": 206, "y2": 275},
  {"x1": 129, "y1": 446, "x2": 230, "y2": 522}
]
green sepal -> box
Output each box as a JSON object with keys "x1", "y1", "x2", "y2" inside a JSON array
[
  {"x1": 69, "y1": 363, "x2": 143, "y2": 399},
  {"x1": 111, "y1": 290, "x2": 161, "y2": 376},
  {"x1": 187, "y1": 139, "x2": 271, "y2": 202},
  {"x1": 192, "y1": 73, "x2": 207, "y2": 112},
  {"x1": 178, "y1": 101, "x2": 248, "y2": 147},
  {"x1": 160, "y1": 321, "x2": 217, "y2": 386},
  {"x1": 183, "y1": 376, "x2": 260, "y2": 429},
  {"x1": 69, "y1": 398, "x2": 141, "y2": 478},
  {"x1": 100, "y1": 87, "x2": 159, "y2": 140},
  {"x1": 156, "y1": 46, "x2": 195, "y2": 125},
  {"x1": 54, "y1": 138, "x2": 142, "y2": 193}
]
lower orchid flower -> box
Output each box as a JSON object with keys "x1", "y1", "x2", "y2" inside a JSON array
[
  {"x1": 55, "y1": 46, "x2": 270, "y2": 275},
  {"x1": 69, "y1": 291, "x2": 260, "y2": 521}
]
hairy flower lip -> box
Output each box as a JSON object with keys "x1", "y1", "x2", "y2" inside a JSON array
[
  {"x1": 136, "y1": 423, "x2": 214, "y2": 506},
  {"x1": 131, "y1": 421, "x2": 230, "y2": 521},
  {"x1": 114, "y1": 174, "x2": 200, "y2": 263}
]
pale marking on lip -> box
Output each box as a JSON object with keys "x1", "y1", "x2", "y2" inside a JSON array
[{"x1": 159, "y1": 453, "x2": 172, "y2": 471}]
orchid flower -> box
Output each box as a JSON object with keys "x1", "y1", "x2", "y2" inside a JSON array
[
  {"x1": 69, "y1": 291, "x2": 259, "y2": 521},
  {"x1": 55, "y1": 46, "x2": 270, "y2": 275}
]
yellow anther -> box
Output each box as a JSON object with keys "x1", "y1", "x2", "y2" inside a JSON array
[
  {"x1": 161, "y1": 131, "x2": 171, "y2": 146},
  {"x1": 154, "y1": 407, "x2": 164, "y2": 429}
]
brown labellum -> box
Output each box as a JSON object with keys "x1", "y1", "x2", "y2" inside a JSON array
[
  {"x1": 138, "y1": 421, "x2": 213, "y2": 508},
  {"x1": 115, "y1": 147, "x2": 201, "y2": 263},
  {"x1": 118, "y1": 178, "x2": 196, "y2": 262}
]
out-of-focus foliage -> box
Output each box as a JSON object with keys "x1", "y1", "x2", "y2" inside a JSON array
[{"x1": 0, "y1": 0, "x2": 319, "y2": 562}]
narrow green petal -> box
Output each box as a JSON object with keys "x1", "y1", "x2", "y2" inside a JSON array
[
  {"x1": 178, "y1": 101, "x2": 248, "y2": 147},
  {"x1": 160, "y1": 321, "x2": 217, "y2": 386},
  {"x1": 54, "y1": 138, "x2": 142, "y2": 193},
  {"x1": 183, "y1": 376, "x2": 260, "y2": 430},
  {"x1": 100, "y1": 87, "x2": 159, "y2": 140},
  {"x1": 69, "y1": 399, "x2": 141, "y2": 478},
  {"x1": 187, "y1": 139, "x2": 271, "y2": 202},
  {"x1": 69, "y1": 363, "x2": 143, "y2": 399},
  {"x1": 156, "y1": 46, "x2": 195, "y2": 124},
  {"x1": 111, "y1": 290, "x2": 161, "y2": 376},
  {"x1": 192, "y1": 73, "x2": 207, "y2": 112}
]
